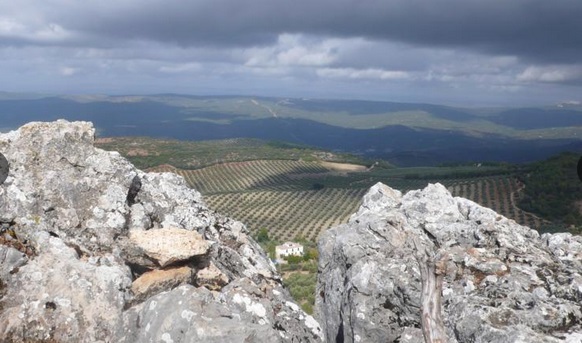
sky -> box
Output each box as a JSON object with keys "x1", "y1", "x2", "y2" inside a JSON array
[{"x1": 1, "y1": 0, "x2": 582, "y2": 106}]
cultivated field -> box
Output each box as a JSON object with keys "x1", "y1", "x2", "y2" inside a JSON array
[
  {"x1": 149, "y1": 160, "x2": 369, "y2": 241},
  {"x1": 152, "y1": 160, "x2": 330, "y2": 193},
  {"x1": 446, "y1": 177, "x2": 547, "y2": 229},
  {"x1": 149, "y1": 160, "x2": 542, "y2": 241},
  {"x1": 206, "y1": 189, "x2": 366, "y2": 241}
]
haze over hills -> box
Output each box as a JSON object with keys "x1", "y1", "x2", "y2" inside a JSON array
[{"x1": 1, "y1": 93, "x2": 582, "y2": 166}]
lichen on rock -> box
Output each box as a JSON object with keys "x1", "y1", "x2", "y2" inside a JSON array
[
  {"x1": 0, "y1": 120, "x2": 323, "y2": 342},
  {"x1": 317, "y1": 182, "x2": 582, "y2": 343}
]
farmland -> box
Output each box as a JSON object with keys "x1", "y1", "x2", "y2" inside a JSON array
[
  {"x1": 149, "y1": 161, "x2": 370, "y2": 241},
  {"x1": 97, "y1": 136, "x2": 553, "y2": 241},
  {"x1": 100, "y1": 136, "x2": 559, "y2": 315},
  {"x1": 148, "y1": 158, "x2": 541, "y2": 241},
  {"x1": 447, "y1": 177, "x2": 547, "y2": 229},
  {"x1": 206, "y1": 188, "x2": 366, "y2": 241}
]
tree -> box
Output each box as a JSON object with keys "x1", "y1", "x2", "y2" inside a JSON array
[
  {"x1": 303, "y1": 248, "x2": 318, "y2": 261},
  {"x1": 256, "y1": 228, "x2": 270, "y2": 243},
  {"x1": 285, "y1": 255, "x2": 304, "y2": 264}
]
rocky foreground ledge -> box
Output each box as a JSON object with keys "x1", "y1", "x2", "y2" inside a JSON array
[
  {"x1": 0, "y1": 121, "x2": 322, "y2": 342},
  {"x1": 316, "y1": 182, "x2": 582, "y2": 343},
  {"x1": 2, "y1": 120, "x2": 582, "y2": 343}
]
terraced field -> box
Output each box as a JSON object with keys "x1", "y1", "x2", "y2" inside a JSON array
[{"x1": 149, "y1": 160, "x2": 542, "y2": 241}]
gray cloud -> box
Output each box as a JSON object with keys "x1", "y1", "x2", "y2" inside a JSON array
[
  {"x1": 1, "y1": 1, "x2": 582, "y2": 105},
  {"x1": 9, "y1": 0, "x2": 576, "y2": 64}
]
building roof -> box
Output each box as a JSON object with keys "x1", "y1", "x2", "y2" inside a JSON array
[{"x1": 276, "y1": 242, "x2": 303, "y2": 250}]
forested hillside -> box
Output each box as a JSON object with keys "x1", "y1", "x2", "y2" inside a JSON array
[{"x1": 519, "y1": 152, "x2": 582, "y2": 232}]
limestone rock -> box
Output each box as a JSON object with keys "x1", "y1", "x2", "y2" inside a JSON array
[
  {"x1": 120, "y1": 280, "x2": 323, "y2": 343},
  {"x1": 317, "y1": 182, "x2": 582, "y2": 343},
  {"x1": 129, "y1": 227, "x2": 211, "y2": 267},
  {"x1": 195, "y1": 261, "x2": 229, "y2": 290},
  {"x1": 131, "y1": 266, "x2": 193, "y2": 302},
  {"x1": 0, "y1": 232, "x2": 133, "y2": 342},
  {"x1": 0, "y1": 245, "x2": 27, "y2": 280},
  {"x1": 0, "y1": 121, "x2": 322, "y2": 342}
]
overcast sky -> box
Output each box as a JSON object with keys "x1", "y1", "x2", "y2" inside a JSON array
[{"x1": 1, "y1": 0, "x2": 582, "y2": 106}]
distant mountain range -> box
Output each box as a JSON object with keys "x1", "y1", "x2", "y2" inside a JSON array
[{"x1": 1, "y1": 93, "x2": 581, "y2": 166}]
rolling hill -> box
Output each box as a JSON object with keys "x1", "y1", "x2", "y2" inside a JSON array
[{"x1": 2, "y1": 93, "x2": 582, "y2": 166}]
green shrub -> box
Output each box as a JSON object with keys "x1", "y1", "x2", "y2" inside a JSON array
[
  {"x1": 256, "y1": 228, "x2": 270, "y2": 243},
  {"x1": 284, "y1": 255, "x2": 304, "y2": 264},
  {"x1": 301, "y1": 302, "x2": 313, "y2": 314}
]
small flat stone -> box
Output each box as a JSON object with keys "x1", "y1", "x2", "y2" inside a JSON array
[{"x1": 129, "y1": 228, "x2": 211, "y2": 267}]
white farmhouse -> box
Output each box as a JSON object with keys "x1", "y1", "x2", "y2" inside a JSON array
[{"x1": 275, "y1": 242, "x2": 304, "y2": 262}]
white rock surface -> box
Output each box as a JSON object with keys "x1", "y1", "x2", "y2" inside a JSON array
[
  {"x1": 0, "y1": 120, "x2": 322, "y2": 342},
  {"x1": 317, "y1": 182, "x2": 582, "y2": 343}
]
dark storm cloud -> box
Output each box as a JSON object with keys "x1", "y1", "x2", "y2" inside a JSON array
[
  {"x1": 1, "y1": 0, "x2": 582, "y2": 105},
  {"x1": 45, "y1": 0, "x2": 582, "y2": 64}
]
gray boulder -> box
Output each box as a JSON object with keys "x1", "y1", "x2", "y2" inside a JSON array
[
  {"x1": 0, "y1": 120, "x2": 322, "y2": 342},
  {"x1": 316, "y1": 182, "x2": 582, "y2": 343}
]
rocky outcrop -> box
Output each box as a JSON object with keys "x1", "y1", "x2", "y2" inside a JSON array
[
  {"x1": 317, "y1": 182, "x2": 582, "y2": 343},
  {"x1": 5, "y1": 120, "x2": 582, "y2": 343},
  {"x1": 0, "y1": 120, "x2": 322, "y2": 342}
]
